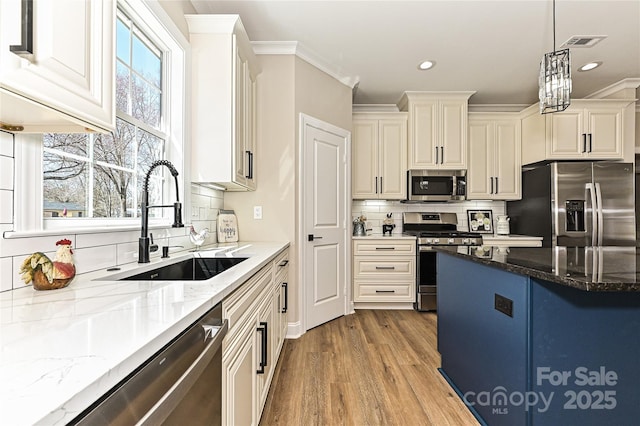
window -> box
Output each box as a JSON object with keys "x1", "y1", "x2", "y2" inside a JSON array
[
  {"x1": 42, "y1": 7, "x2": 168, "y2": 222},
  {"x1": 9, "y1": 0, "x2": 187, "y2": 234}
]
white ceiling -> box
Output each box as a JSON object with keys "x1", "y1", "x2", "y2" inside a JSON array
[{"x1": 190, "y1": 1, "x2": 640, "y2": 107}]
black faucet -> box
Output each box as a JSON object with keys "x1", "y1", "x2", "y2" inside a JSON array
[{"x1": 139, "y1": 160, "x2": 184, "y2": 263}]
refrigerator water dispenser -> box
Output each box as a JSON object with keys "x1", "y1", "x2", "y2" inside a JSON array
[{"x1": 565, "y1": 200, "x2": 585, "y2": 232}]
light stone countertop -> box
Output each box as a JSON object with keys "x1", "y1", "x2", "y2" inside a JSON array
[
  {"x1": 0, "y1": 241, "x2": 288, "y2": 426},
  {"x1": 352, "y1": 234, "x2": 417, "y2": 240}
]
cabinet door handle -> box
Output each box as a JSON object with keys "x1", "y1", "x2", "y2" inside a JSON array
[
  {"x1": 588, "y1": 134, "x2": 593, "y2": 153},
  {"x1": 9, "y1": 0, "x2": 34, "y2": 61},
  {"x1": 256, "y1": 321, "x2": 268, "y2": 374},
  {"x1": 375, "y1": 247, "x2": 395, "y2": 250},
  {"x1": 245, "y1": 151, "x2": 254, "y2": 179},
  {"x1": 282, "y1": 282, "x2": 288, "y2": 313},
  {"x1": 375, "y1": 266, "x2": 395, "y2": 270},
  {"x1": 440, "y1": 146, "x2": 444, "y2": 164},
  {"x1": 375, "y1": 176, "x2": 378, "y2": 194},
  {"x1": 582, "y1": 134, "x2": 587, "y2": 153},
  {"x1": 380, "y1": 176, "x2": 383, "y2": 194},
  {"x1": 375, "y1": 290, "x2": 395, "y2": 293},
  {"x1": 435, "y1": 146, "x2": 439, "y2": 164},
  {"x1": 490, "y1": 177, "x2": 494, "y2": 194},
  {"x1": 495, "y1": 176, "x2": 499, "y2": 194}
]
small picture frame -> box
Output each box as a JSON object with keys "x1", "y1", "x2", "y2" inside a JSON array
[{"x1": 467, "y1": 209, "x2": 493, "y2": 234}]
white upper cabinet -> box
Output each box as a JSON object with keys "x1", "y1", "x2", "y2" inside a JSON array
[
  {"x1": 186, "y1": 14, "x2": 260, "y2": 191},
  {"x1": 0, "y1": 0, "x2": 115, "y2": 133},
  {"x1": 352, "y1": 112, "x2": 407, "y2": 200},
  {"x1": 521, "y1": 99, "x2": 634, "y2": 165},
  {"x1": 547, "y1": 102, "x2": 624, "y2": 159},
  {"x1": 398, "y1": 91, "x2": 474, "y2": 169},
  {"x1": 467, "y1": 114, "x2": 521, "y2": 200}
]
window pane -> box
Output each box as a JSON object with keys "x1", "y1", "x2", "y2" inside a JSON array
[
  {"x1": 132, "y1": 75, "x2": 161, "y2": 128},
  {"x1": 95, "y1": 119, "x2": 135, "y2": 169},
  {"x1": 44, "y1": 133, "x2": 89, "y2": 157},
  {"x1": 43, "y1": 152, "x2": 88, "y2": 218},
  {"x1": 116, "y1": 60, "x2": 130, "y2": 113},
  {"x1": 116, "y1": 17, "x2": 130, "y2": 65},
  {"x1": 93, "y1": 165, "x2": 133, "y2": 218},
  {"x1": 138, "y1": 175, "x2": 163, "y2": 218},
  {"x1": 132, "y1": 33, "x2": 161, "y2": 85},
  {"x1": 137, "y1": 128, "x2": 163, "y2": 174}
]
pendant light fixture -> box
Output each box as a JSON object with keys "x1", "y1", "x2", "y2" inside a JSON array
[{"x1": 539, "y1": 0, "x2": 572, "y2": 114}]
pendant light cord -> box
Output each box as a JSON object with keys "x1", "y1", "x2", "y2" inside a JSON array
[{"x1": 552, "y1": 0, "x2": 556, "y2": 52}]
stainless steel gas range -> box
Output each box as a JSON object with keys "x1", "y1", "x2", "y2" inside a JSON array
[{"x1": 403, "y1": 212, "x2": 482, "y2": 311}]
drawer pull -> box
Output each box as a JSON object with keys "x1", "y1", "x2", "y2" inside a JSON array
[
  {"x1": 375, "y1": 247, "x2": 395, "y2": 250},
  {"x1": 375, "y1": 290, "x2": 395, "y2": 293},
  {"x1": 278, "y1": 259, "x2": 289, "y2": 267},
  {"x1": 375, "y1": 266, "x2": 395, "y2": 270}
]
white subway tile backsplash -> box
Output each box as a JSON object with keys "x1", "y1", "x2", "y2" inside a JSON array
[
  {"x1": 351, "y1": 200, "x2": 506, "y2": 234},
  {"x1": 0, "y1": 190, "x2": 12, "y2": 224},
  {"x1": 117, "y1": 241, "x2": 139, "y2": 265},
  {"x1": 73, "y1": 245, "x2": 118, "y2": 274},
  {"x1": 1, "y1": 257, "x2": 12, "y2": 291},
  {"x1": 0, "y1": 156, "x2": 13, "y2": 190},
  {"x1": 0, "y1": 131, "x2": 13, "y2": 157},
  {"x1": 76, "y1": 229, "x2": 140, "y2": 248}
]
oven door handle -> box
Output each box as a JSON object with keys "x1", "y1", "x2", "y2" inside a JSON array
[
  {"x1": 419, "y1": 246, "x2": 435, "y2": 252},
  {"x1": 136, "y1": 320, "x2": 228, "y2": 425}
]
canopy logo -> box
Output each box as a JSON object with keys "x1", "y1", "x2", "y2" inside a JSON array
[{"x1": 462, "y1": 366, "x2": 619, "y2": 415}]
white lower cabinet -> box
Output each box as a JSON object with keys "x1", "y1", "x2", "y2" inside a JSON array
[
  {"x1": 223, "y1": 314, "x2": 259, "y2": 426},
  {"x1": 222, "y1": 248, "x2": 288, "y2": 425},
  {"x1": 353, "y1": 239, "x2": 416, "y2": 305}
]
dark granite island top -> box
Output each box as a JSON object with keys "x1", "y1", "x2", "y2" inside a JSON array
[{"x1": 434, "y1": 246, "x2": 640, "y2": 292}]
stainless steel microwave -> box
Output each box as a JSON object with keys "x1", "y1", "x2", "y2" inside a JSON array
[{"x1": 407, "y1": 170, "x2": 467, "y2": 201}]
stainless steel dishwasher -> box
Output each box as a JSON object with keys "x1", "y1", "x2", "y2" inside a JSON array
[{"x1": 71, "y1": 302, "x2": 228, "y2": 425}]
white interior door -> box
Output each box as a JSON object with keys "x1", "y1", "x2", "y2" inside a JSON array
[{"x1": 300, "y1": 114, "x2": 349, "y2": 331}]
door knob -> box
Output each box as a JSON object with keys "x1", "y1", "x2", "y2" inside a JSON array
[{"x1": 308, "y1": 234, "x2": 323, "y2": 241}]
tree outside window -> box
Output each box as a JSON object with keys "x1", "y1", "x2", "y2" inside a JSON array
[{"x1": 43, "y1": 9, "x2": 165, "y2": 220}]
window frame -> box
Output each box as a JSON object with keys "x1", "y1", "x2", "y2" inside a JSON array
[{"x1": 13, "y1": 0, "x2": 190, "y2": 234}]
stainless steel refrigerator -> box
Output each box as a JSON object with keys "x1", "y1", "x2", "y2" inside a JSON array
[{"x1": 507, "y1": 162, "x2": 635, "y2": 247}]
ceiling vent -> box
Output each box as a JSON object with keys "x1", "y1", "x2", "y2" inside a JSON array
[{"x1": 560, "y1": 35, "x2": 607, "y2": 48}]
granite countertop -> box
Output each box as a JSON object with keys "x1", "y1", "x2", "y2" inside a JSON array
[
  {"x1": 436, "y1": 245, "x2": 640, "y2": 292},
  {"x1": 0, "y1": 241, "x2": 288, "y2": 426}
]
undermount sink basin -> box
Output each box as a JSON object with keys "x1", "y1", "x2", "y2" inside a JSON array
[{"x1": 118, "y1": 257, "x2": 248, "y2": 281}]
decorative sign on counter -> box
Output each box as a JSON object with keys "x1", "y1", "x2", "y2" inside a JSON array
[
  {"x1": 467, "y1": 209, "x2": 493, "y2": 233},
  {"x1": 217, "y1": 210, "x2": 239, "y2": 242}
]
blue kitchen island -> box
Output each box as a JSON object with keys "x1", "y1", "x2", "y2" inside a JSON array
[{"x1": 436, "y1": 246, "x2": 640, "y2": 426}]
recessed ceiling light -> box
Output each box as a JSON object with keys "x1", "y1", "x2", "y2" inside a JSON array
[
  {"x1": 418, "y1": 60, "x2": 435, "y2": 70},
  {"x1": 579, "y1": 61, "x2": 602, "y2": 72}
]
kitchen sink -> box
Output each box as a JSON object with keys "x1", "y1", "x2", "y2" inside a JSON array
[{"x1": 117, "y1": 257, "x2": 248, "y2": 281}]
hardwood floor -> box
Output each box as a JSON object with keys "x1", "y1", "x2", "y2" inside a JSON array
[{"x1": 260, "y1": 310, "x2": 480, "y2": 426}]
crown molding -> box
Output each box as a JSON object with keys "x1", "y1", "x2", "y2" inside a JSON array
[
  {"x1": 468, "y1": 104, "x2": 530, "y2": 113},
  {"x1": 352, "y1": 104, "x2": 402, "y2": 113},
  {"x1": 584, "y1": 78, "x2": 640, "y2": 99},
  {"x1": 251, "y1": 41, "x2": 359, "y2": 89}
]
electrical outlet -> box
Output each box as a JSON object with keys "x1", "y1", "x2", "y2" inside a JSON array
[{"x1": 253, "y1": 206, "x2": 263, "y2": 219}]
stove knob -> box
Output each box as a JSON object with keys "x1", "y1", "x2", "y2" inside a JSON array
[
  {"x1": 448, "y1": 238, "x2": 455, "y2": 244},
  {"x1": 426, "y1": 238, "x2": 432, "y2": 244},
  {"x1": 462, "y1": 238, "x2": 470, "y2": 245},
  {"x1": 433, "y1": 238, "x2": 440, "y2": 244}
]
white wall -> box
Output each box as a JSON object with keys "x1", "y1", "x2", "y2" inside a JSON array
[{"x1": 225, "y1": 54, "x2": 353, "y2": 329}]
